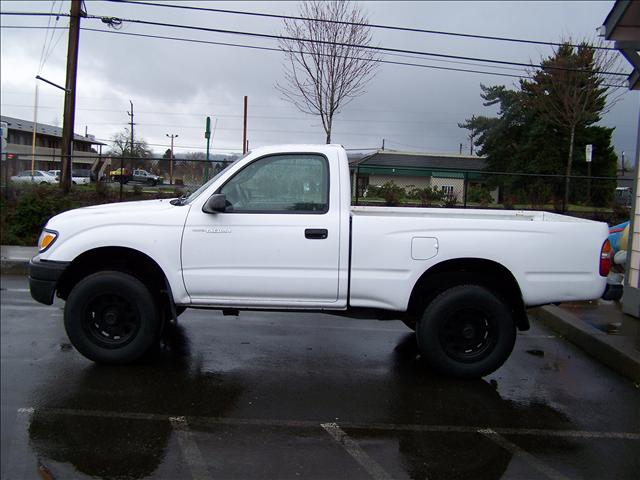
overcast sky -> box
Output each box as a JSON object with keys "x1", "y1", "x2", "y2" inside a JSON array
[{"x1": 1, "y1": 0, "x2": 638, "y2": 161}]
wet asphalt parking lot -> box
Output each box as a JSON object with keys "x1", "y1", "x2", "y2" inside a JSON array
[{"x1": 1, "y1": 273, "x2": 639, "y2": 480}]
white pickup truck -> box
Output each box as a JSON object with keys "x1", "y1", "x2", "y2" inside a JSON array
[{"x1": 29, "y1": 144, "x2": 612, "y2": 378}]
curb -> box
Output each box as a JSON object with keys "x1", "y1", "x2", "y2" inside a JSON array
[
  {"x1": 531, "y1": 305, "x2": 640, "y2": 383},
  {"x1": 0, "y1": 259, "x2": 30, "y2": 275}
]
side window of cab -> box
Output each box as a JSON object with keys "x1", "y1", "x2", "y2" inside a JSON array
[{"x1": 219, "y1": 154, "x2": 329, "y2": 213}]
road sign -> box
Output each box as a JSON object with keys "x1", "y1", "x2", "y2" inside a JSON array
[{"x1": 586, "y1": 144, "x2": 593, "y2": 163}]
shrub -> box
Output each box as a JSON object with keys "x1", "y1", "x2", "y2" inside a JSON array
[
  {"x1": 407, "y1": 186, "x2": 444, "y2": 207},
  {"x1": 1, "y1": 184, "x2": 176, "y2": 246},
  {"x1": 502, "y1": 194, "x2": 516, "y2": 210},
  {"x1": 2, "y1": 186, "x2": 77, "y2": 246},
  {"x1": 467, "y1": 186, "x2": 493, "y2": 207},
  {"x1": 377, "y1": 181, "x2": 405, "y2": 206}
]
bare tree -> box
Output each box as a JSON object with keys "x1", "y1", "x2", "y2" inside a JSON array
[
  {"x1": 522, "y1": 39, "x2": 625, "y2": 209},
  {"x1": 178, "y1": 151, "x2": 206, "y2": 185},
  {"x1": 108, "y1": 128, "x2": 152, "y2": 159},
  {"x1": 277, "y1": 1, "x2": 380, "y2": 144}
]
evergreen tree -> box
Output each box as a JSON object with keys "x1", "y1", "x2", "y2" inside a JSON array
[
  {"x1": 459, "y1": 41, "x2": 620, "y2": 209},
  {"x1": 522, "y1": 43, "x2": 609, "y2": 208}
]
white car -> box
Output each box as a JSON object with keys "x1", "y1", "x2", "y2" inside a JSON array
[
  {"x1": 11, "y1": 170, "x2": 58, "y2": 185},
  {"x1": 28, "y1": 144, "x2": 611, "y2": 378},
  {"x1": 48, "y1": 169, "x2": 91, "y2": 185}
]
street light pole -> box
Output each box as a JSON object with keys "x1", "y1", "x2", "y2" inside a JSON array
[
  {"x1": 166, "y1": 133, "x2": 178, "y2": 184},
  {"x1": 35, "y1": 75, "x2": 70, "y2": 181}
]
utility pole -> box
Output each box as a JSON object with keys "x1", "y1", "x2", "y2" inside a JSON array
[
  {"x1": 60, "y1": 0, "x2": 84, "y2": 193},
  {"x1": 166, "y1": 133, "x2": 178, "y2": 184},
  {"x1": 205, "y1": 116, "x2": 211, "y2": 182},
  {"x1": 31, "y1": 84, "x2": 39, "y2": 178},
  {"x1": 242, "y1": 96, "x2": 248, "y2": 155},
  {"x1": 381, "y1": 139, "x2": 385, "y2": 151},
  {"x1": 127, "y1": 100, "x2": 135, "y2": 172}
]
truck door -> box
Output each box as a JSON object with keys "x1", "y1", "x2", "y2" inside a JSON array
[{"x1": 181, "y1": 153, "x2": 341, "y2": 306}]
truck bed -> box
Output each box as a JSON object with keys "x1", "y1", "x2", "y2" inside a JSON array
[{"x1": 349, "y1": 206, "x2": 608, "y2": 311}]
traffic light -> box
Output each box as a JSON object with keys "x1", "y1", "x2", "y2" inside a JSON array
[{"x1": 6, "y1": 153, "x2": 18, "y2": 161}]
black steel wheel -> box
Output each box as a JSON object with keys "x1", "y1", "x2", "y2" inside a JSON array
[
  {"x1": 416, "y1": 285, "x2": 515, "y2": 378},
  {"x1": 82, "y1": 292, "x2": 142, "y2": 349},
  {"x1": 438, "y1": 307, "x2": 495, "y2": 362},
  {"x1": 65, "y1": 271, "x2": 160, "y2": 364}
]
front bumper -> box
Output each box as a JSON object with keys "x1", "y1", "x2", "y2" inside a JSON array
[{"x1": 29, "y1": 257, "x2": 69, "y2": 305}]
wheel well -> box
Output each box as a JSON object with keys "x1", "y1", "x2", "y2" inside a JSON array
[
  {"x1": 407, "y1": 258, "x2": 529, "y2": 331},
  {"x1": 57, "y1": 247, "x2": 169, "y2": 307}
]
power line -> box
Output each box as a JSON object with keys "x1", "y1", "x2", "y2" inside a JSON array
[
  {"x1": 0, "y1": 102, "x2": 471, "y2": 126},
  {"x1": 0, "y1": 88, "x2": 502, "y2": 116},
  {"x1": 107, "y1": 0, "x2": 617, "y2": 51},
  {"x1": 36, "y1": 0, "x2": 57, "y2": 74},
  {"x1": 2, "y1": 23, "x2": 627, "y2": 88},
  {"x1": 0, "y1": 11, "x2": 627, "y2": 77},
  {"x1": 84, "y1": 26, "x2": 534, "y2": 79},
  {"x1": 0, "y1": 24, "x2": 532, "y2": 80},
  {"x1": 85, "y1": 14, "x2": 625, "y2": 76}
]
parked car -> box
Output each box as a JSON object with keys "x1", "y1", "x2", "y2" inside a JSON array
[
  {"x1": 71, "y1": 169, "x2": 92, "y2": 185},
  {"x1": 11, "y1": 170, "x2": 57, "y2": 185},
  {"x1": 29, "y1": 144, "x2": 611, "y2": 378},
  {"x1": 108, "y1": 167, "x2": 131, "y2": 184},
  {"x1": 131, "y1": 169, "x2": 163, "y2": 186},
  {"x1": 47, "y1": 169, "x2": 91, "y2": 185}
]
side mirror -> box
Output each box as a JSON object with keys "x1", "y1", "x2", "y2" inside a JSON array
[{"x1": 202, "y1": 194, "x2": 227, "y2": 214}]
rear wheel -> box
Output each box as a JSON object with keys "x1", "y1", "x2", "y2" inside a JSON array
[
  {"x1": 416, "y1": 284, "x2": 515, "y2": 378},
  {"x1": 64, "y1": 271, "x2": 161, "y2": 364}
]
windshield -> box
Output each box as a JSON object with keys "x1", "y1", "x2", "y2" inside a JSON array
[{"x1": 184, "y1": 155, "x2": 246, "y2": 204}]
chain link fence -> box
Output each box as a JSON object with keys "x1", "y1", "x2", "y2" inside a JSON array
[
  {"x1": 0, "y1": 152, "x2": 236, "y2": 200},
  {"x1": 351, "y1": 163, "x2": 634, "y2": 223},
  {"x1": 0, "y1": 152, "x2": 634, "y2": 223}
]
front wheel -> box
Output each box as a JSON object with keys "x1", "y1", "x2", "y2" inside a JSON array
[
  {"x1": 416, "y1": 285, "x2": 515, "y2": 379},
  {"x1": 64, "y1": 271, "x2": 161, "y2": 364}
]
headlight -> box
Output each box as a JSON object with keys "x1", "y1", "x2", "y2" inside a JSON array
[{"x1": 38, "y1": 229, "x2": 58, "y2": 253}]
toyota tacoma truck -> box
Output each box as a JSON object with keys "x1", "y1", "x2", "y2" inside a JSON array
[{"x1": 29, "y1": 144, "x2": 612, "y2": 378}]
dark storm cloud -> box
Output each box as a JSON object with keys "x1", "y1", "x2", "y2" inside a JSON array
[{"x1": 1, "y1": 1, "x2": 636, "y2": 158}]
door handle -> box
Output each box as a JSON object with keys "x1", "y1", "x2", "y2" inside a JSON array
[{"x1": 305, "y1": 228, "x2": 328, "y2": 239}]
